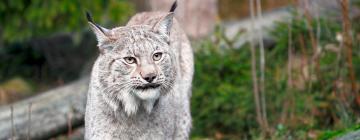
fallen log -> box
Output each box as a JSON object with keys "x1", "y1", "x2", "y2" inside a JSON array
[
  {"x1": 0, "y1": 78, "x2": 89, "y2": 140},
  {"x1": 336, "y1": 130, "x2": 360, "y2": 140}
]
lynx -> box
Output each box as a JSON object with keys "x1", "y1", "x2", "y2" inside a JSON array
[{"x1": 84, "y1": 1, "x2": 194, "y2": 140}]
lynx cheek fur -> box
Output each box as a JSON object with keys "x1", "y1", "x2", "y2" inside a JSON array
[{"x1": 84, "y1": 1, "x2": 193, "y2": 140}]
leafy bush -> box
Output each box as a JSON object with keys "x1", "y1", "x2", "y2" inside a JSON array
[
  {"x1": 0, "y1": 0, "x2": 134, "y2": 43},
  {"x1": 191, "y1": 7, "x2": 360, "y2": 139},
  {"x1": 191, "y1": 40, "x2": 256, "y2": 138},
  {"x1": 270, "y1": 10, "x2": 341, "y2": 61},
  {"x1": 0, "y1": 0, "x2": 134, "y2": 91},
  {"x1": 191, "y1": 40, "x2": 322, "y2": 139}
]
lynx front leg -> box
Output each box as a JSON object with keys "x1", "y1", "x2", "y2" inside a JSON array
[{"x1": 173, "y1": 98, "x2": 192, "y2": 140}]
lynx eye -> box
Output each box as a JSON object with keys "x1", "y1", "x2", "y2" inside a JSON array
[
  {"x1": 124, "y1": 57, "x2": 136, "y2": 64},
  {"x1": 153, "y1": 52, "x2": 163, "y2": 61}
]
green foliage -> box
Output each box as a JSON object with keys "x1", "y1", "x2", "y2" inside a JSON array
[
  {"x1": 318, "y1": 124, "x2": 360, "y2": 140},
  {"x1": 270, "y1": 10, "x2": 341, "y2": 61},
  {"x1": 0, "y1": 0, "x2": 134, "y2": 43},
  {"x1": 190, "y1": 39, "x2": 321, "y2": 139},
  {"x1": 191, "y1": 40, "x2": 255, "y2": 138},
  {"x1": 354, "y1": 0, "x2": 360, "y2": 7},
  {"x1": 0, "y1": 0, "x2": 134, "y2": 90},
  {"x1": 191, "y1": 8, "x2": 360, "y2": 139}
]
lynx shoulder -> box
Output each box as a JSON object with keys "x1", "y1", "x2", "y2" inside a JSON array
[{"x1": 84, "y1": 1, "x2": 193, "y2": 140}]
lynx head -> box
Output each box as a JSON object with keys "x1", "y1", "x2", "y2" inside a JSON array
[{"x1": 87, "y1": 12, "x2": 177, "y2": 115}]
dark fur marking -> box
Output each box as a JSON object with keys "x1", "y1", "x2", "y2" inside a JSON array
[
  {"x1": 86, "y1": 11, "x2": 107, "y2": 34},
  {"x1": 169, "y1": 0, "x2": 177, "y2": 12}
]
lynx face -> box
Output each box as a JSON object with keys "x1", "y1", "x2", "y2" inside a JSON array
[
  {"x1": 88, "y1": 13, "x2": 177, "y2": 115},
  {"x1": 99, "y1": 27, "x2": 176, "y2": 100}
]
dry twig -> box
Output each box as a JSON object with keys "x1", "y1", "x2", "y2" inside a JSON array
[
  {"x1": 339, "y1": 0, "x2": 358, "y2": 106},
  {"x1": 256, "y1": 0, "x2": 269, "y2": 132}
]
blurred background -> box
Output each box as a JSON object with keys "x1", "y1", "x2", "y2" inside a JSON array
[{"x1": 0, "y1": 0, "x2": 359, "y2": 139}]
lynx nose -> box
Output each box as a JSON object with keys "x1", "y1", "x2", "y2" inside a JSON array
[
  {"x1": 139, "y1": 64, "x2": 157, "y2": 83},
  {"x1": 142, "y1": 73, "x2": 157, "y2": 83}
]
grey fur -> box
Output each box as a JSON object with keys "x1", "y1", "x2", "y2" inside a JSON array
[{"x1": 84, "y1": 9, "x2": 193, "y2": 140}]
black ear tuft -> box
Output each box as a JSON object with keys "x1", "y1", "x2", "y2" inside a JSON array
[
  {"x1": 86, "y1": 11, "x2": 94, "y2": 23},
  {"x1": 169, "y1": 0, "x2": 177, "y2": 12},
  {"x1": 86, "y1": 11, "x2": 107, "y2": 34}
]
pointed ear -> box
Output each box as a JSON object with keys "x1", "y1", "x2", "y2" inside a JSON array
[
  {"x1": 153, "y1": 13, "x2": 174, "y2": 36},
  {"x1": 86, "y1": 12, "x2": 112, "y2": 45}
]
